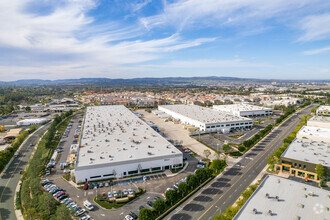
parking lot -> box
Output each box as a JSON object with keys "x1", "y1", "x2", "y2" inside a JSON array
[
  {"x1": 136, "y1": 109, "x2": 219, "y2": 160},
  {"x1": 45, "y1": 112, "x2": 199, "y2": 220}
]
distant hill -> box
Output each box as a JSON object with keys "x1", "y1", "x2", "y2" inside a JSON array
[{"x1": 0, "y1": 76, "x2": 328, "y2": 86}]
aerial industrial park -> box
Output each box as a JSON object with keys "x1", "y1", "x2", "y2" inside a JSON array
[
  {"x1": 1, "y1": 1, "x2": 330, "y2": 220},
  {"x1": 0, "y1": 82, "x2": 329, "y2": 220}
]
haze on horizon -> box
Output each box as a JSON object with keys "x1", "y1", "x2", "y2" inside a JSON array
[{"x1": 1, "y1": 0, "x2": 330, "y2": 81}]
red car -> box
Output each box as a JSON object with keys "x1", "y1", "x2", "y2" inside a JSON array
[
  {"x1": 55, "y1": 192, "x2": 65, "y2": 198},
  {"x1": 182, "y1": 148, "x2": 188, "y2": 151},
  {"x1": 83, "y1": 183, "x2": 88, "y2": 190}
]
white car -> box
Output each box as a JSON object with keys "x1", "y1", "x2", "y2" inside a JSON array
[
  {"x1": 108, "y1": 192, "x2": 112, "y2": 198},
  {"x1": 80, "y1": 215, "x2": 91, "y2": 220},
  {"x1": 75, "y1": 209, "x2": 86, "y2": 216},
  {"x1": 123, "y1": 189, "x2": 128, "y2": 195},
  {"x1": 125, "y1": 215, "x2": 133, "y2": 220},
  {"x1": 128, "y1": 189, "x2": 134, "y2": 195},
  {"x1": 113, "y1": 190, "x2": 118, "y2": 197},
  {"x1": 83, "y1": 200, "x2": 94, "y2": 211}
]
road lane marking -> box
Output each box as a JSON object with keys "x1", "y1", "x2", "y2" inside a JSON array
[{"x1": 196, "y1": 109, "x2": 309, "y2": 220}]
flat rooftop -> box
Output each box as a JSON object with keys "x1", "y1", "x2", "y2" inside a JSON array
[
  {"x1": 317, "y1": 105, "x2": 330, "y2": 111},
  {"x1": 213, "y1": 104, "x2": 272, "y2": 112},
  {"x1": 308, "y1": 116, "x2": 330, "y2": 123},
  {"x1": 234, "y1": 175, "x2": 330, "y2": 220},
  {"x1": 281, "y1": 138, "x2": 330, "y2": 167},
  {"x1": 77, "y1": 106, "x2": 182, "y2": 168},
  {"x1": 297, "y1": 126, "x2": 330, "y2": 140},
  {"x1": 159, "y1": 105, "x2": 251, "y2": 124}
]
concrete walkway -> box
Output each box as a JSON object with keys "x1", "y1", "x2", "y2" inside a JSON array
[{"x1": 138, "y1": 110, "x2": 217, "y2": 160}]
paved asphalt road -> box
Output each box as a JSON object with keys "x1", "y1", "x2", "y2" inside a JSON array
[
  {"x1": 166, "y1": 105, "x2": 316, "y2": 220},
  {"x1": 0, "y1": 124, "x2": 50, "y2": 220}
]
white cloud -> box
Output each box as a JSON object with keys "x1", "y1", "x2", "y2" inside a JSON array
[
  {"x1": 303, "y1": 46, "x2": 330, "y2": 55},
  {"x1": 298, "y1": 13, "x2": 330, "y2": 41},
  {"x1": 0, "y1": 0, "x2": 216, "y2": 80},
  {"x1": 140, "y1": 0, "x2": 325, "y2": 31}
]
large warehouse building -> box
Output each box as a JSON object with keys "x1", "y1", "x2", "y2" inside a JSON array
[
  {"x1": 233, "y1": 175, "x2": 330, "y2": 220},
  {"x1": 213, "y1": 104, "x2": 273, "y2": 117},
  {"x1": 75, "y1": 105, "x2": 183, "y2": 183},
  {"x1": 158, "y1": 104, "x2": 253, "y2": 133}
]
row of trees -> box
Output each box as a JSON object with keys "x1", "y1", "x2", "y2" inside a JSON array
[
  {"x1": 138, "y1": 159, "x2": 227, "y2": 220},
  {"x1": 20, "y1": 111, "x2": 73, "y2": 219},
  {"x1": 240, "y1": 124, "x2": 273, "y2": 152},
  {"x1": 0, "y1": 125, "x2": 37, "y2": 173},
  {"x1": 267, "y1": 115, "x2": 309, "y2": 168}
]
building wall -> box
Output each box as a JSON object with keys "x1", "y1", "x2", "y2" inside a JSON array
[
  {"x1": 158, "y1": 106, "x2": 253, "y2": 132},
  {"x1": 75, "y1": 154, "x2": 183, "y2": 183}
]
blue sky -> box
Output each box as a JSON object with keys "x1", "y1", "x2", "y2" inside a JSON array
[{"x1": 1, "y1": 0, "x2": 330, "y2": 80}]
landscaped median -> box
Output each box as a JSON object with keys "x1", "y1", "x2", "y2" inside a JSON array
[
  {"x1": 17, "y1": 111, "x2": 74, "y2": 219},
  {"x1": 135, "y1": 159, "x2": 227, "y2": 220},
  {"x1": 0, "y1": 124, "x2": 38, "y2": 173},
  {"x1": 94, "y1": 188, "x2": 146, "y2": 209}
]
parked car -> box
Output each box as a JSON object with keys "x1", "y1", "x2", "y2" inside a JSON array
[
  {"x1": 83, "y1": 183, "x2": 88, "y2": 190},
  {"x1": 125, "y1": 215, "x2": 133, "y2": 220},
  {"x1": 58, "y1": 194, "x2": 67, "y2": 200},
  {"x1": 83, "y1": 200, "x2": 94, "y2": 211},
  {"x1": 113, "y1": 190, "x2": 118, "y2": 197},
  {"x1": 93, "y1": 182, "x2": 98, "y2": 189},
  {"x1": 128, "y1": 189, "x2": 134, "y2": 195},
  {"x1": 105, "y1": 181, "x2": 109, "y2": 187},
  {"x1": 123, "y1": 189, "x2": 128, "y2": 195},
  {"x1": 139, "y1": 205, "x2": 145, "y2": 210},
  {"x1": 80, "y1": 215, "x2": 91, "y2": 220},
  {"x1": 147, "y1": 201, "x2": 153, "y2": 207},
  {"x1": 99, "y1": 182, "x2": 103, "y2": 188},
  {"x1": 75, "y1": 209, "x2": 86, "y2": 216},
  {"x1": 89, "y1": 183, "x2": 94, "y2": 189},
  {"x1": 130, "y1": 211, "x2": 138, "y2": 219},
  {"x1": 107, "y1": 192, "x2": 112, "y2": 198}
]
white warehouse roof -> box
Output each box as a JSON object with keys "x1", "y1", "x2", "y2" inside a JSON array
[
  {"x1": 158, "y1": 104, "x2": 252, "y2": 124},
  {"x1": 213, "y1": 104, "x2": 272, "y2": 113},
  {"x1": 234, "y1": 175, "x2": 330, "y2": 220},
  {"x1": 281, "y1": 138, "x2": 330, "y2": 167},
  {"x1": 76, "y1": 105, "x2": 182, "y2": 168},
  {"x1": 296, "y1": 126, "x2": 330, "y2": 143}
]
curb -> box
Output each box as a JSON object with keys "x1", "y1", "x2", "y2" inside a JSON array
[{"x1": 1, "y1": 123, "x2": 48, "y2": 177}]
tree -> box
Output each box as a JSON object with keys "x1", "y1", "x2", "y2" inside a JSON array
[
  {"x1": 195, "y1": 168, "x2": 208, "y2": 183},
  {"x1": 222, "y1": 144, "x2": 230, "y2": 153},
  {"x1": 316, "y1": 164, "x2": 327, "y2": 180},
  {"x1": 211, "y1": 159, "x2": 226, "y2": 173},
  {"x1": 203, "y1": 149, "x2": 211, "y2": 159},
  {"x1": 55, "y1": 204, "x2": 71, "y2": 220},
  {"x1": 165, "y1": 189, "x2": 179, "y2": 205},
  {"x1": 138, "y1": 208, "x2": 153, "y2": 220},
  {"x1": 178, "y1": 182, "x2": 189, "y2": 196},
  {"x1": 186, "y1": 174, "x2": 199, "y2": 189},
  {"x1": 153, "y1": 199, "x2": 166, "y2": 214},
  {"x1": 38, "y1": 193, "x2": 57, "y2": 217},
  {"x1": 25, "y1": 106, "x2": 31, "y2": 112}
]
